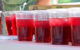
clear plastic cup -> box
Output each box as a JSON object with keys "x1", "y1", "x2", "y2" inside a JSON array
[
  {"x1": 48, "y1": 9, "x2": 71, "y2": 45},
  {"x1": 69, "y1": 7, "x2": 80, "y2": 46},
  {"x1": 34, "y1": 10, "x2": 50, "y2": 43},
  {"x1": 16, "y1": 11, "x2": 34, "y2": 41},
  {"x1": 4, "y1": 11, "x2": 25, "y2": 36},
  {"x1": 4, "y1": 12, "x2": 13, "y2": 35}
]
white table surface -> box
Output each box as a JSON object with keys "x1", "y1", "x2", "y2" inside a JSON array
[
  {"x1": 0, "y1": 36, "x2": 80, "y2": 50},
  {"x1": 0, "y1": 40, "x2": 79, "y2": 50}
]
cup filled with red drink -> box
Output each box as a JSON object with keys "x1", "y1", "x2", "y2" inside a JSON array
[
  {"x1": 69, "y1": 8, "x2": 80, "y2": 46},
  {"x1": 4, "y1": 11, "x2": 17, "y2": 36},
  {"x1": 48, "y1": 9, "x2": 71, "y2": 45},
  {"x1": 4, "y1": 12, "x2": 13, "y2": 35},
  {"x1": 16, "y1": 11, "x2": 34, "y2": 41},
  {"x1": 34, "y1": 10, "x2": 51, "y2": 43},
  {"x1": 10, "y1": 14, "x2": 17, "y2": 36}
]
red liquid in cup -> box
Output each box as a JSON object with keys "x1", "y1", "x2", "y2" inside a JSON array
[
  {"x1": 35, "y1": 21, "x2": 50, "y2": 43},
  {"x1": 5, "y1": 17, "x2": 12, "y2": 35},
  {"x1": 70, "y1": 17, "x2": 80, "y2": 46},
  {"x1": 50, "y1": 18, "x2": 71, "y2": 45},
  {"x1": 16, "y1": 19, "x2": 34, "y2": 41},
  {"x1": 11, "y1": 14, "x2": 17, "y2": 35},
  {"x1": 33, "y1": 22, "x2": 35, "y2": 35}
]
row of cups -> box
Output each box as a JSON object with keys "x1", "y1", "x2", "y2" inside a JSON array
[{"x1": 4, "y1": 7, "x2": 80, "y2": 46}]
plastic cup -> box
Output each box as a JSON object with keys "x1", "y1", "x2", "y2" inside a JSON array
[
  {"x1": 34, "y1": 10, "x2": 50, "y2": 43},
  {"x1": 11, "y1": 14, "x2": 17, "y2": 35},
  {"x1": 69, "y1": 7, "x2": 80, "y2": 46},
  {"x1": 16, "y1": 11, "x2": 34, "y2": 41},
  {"x1": 48, "y1": 9, "x2": 71, "y2": 45}
]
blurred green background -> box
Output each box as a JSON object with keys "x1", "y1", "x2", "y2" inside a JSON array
[{"x1": 58, "y1": 0, "x2": 80, "y2": 3}]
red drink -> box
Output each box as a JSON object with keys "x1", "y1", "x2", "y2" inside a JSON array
[
  {"x1": 16, "y1": 12, "x2": 34, "y2": 41},
  {"x1": 11, "y1": 14, "x2": 17, "y2": 35},
  {"x1": 48, "y1": 9, "x2": 71, "y2": 45},
  {"x1": 34, "y1": 11, "x2": 50, "y2": 43},
  {"x1": 35, "y1": 21, "x2": 50, "y2": 42},
  {"x1": 70, "y1": 17, "x2": 80, "y2": 46},
  {"x1": 68, "y1": 8, "x2": 80, "y2": 46},
  {"x1": 50, "y1": 18, "x2": 71, "y2": 45},
  {"x1": 5, "y1": 17, "x2": 12, "y2": 35}
]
